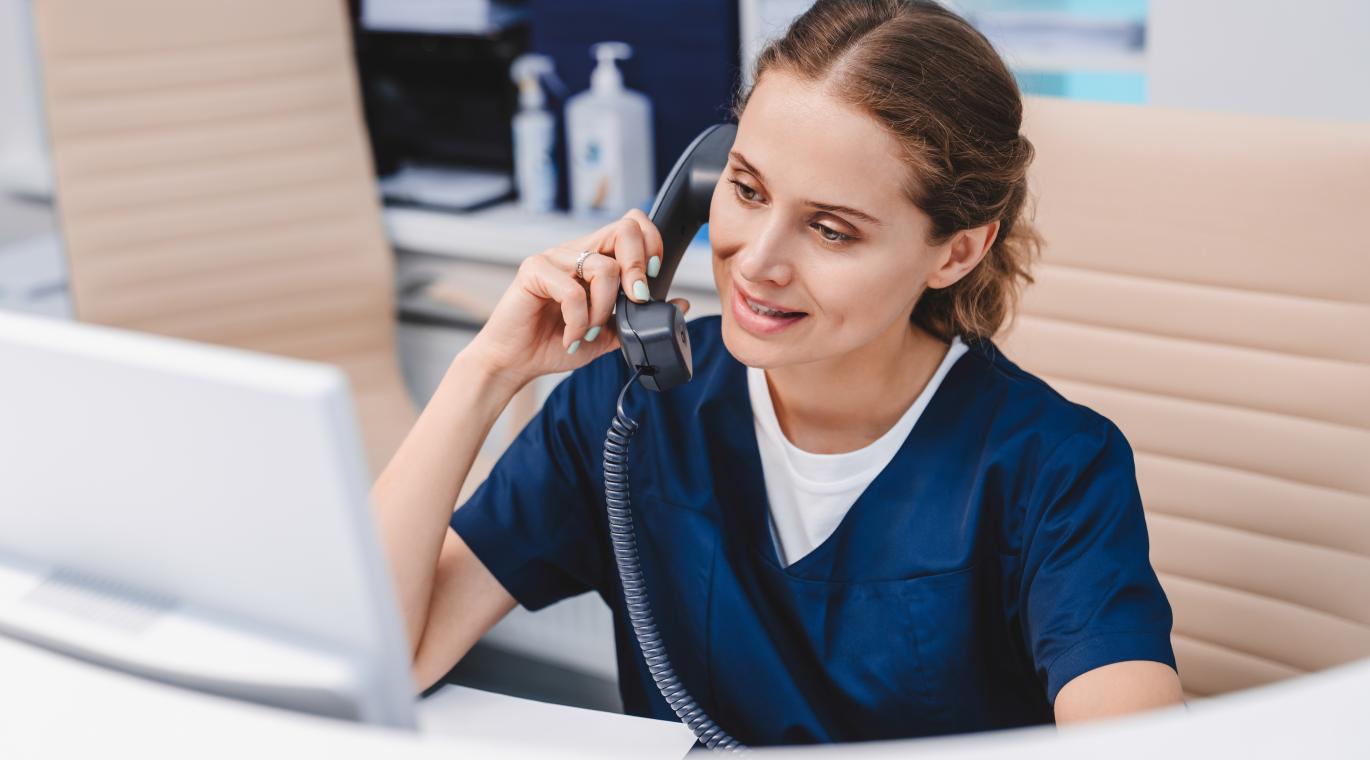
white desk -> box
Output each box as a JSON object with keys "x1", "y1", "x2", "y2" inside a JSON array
[
  {"x1": 4, "y1": 632, "x2": 1368, "y2": 758},
  {"x1": 0, "y1": 635, "x2": 696, "y2": 759}
]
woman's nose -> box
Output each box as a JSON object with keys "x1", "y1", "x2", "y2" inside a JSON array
[{"x1": 735, "y1": 219, "x2": 794, "y2": 287}]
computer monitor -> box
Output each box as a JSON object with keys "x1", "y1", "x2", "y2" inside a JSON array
[{"x1": 0, "y1": 311, "x2": 417, "y2": 729}]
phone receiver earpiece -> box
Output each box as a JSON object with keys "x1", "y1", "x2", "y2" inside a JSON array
[{"x1": 615, "y1": 122, "x2": 736, "y2": 392}]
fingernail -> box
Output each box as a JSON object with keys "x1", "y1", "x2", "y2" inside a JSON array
[
  {"x1": 648, "y1": 256, "x2": 661, "y2": 278},
  {"x1": 567, "y1": 339, "x2": 581, "y2": 355},
  {"x1": 584, "y1": 326, "x2": 601, "y2": 342},
  {"x1": 633, "y1": 281, "x2": 651, "y2": 302}
]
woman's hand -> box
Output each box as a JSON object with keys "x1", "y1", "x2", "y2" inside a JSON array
[{"x1": 465, "y1": 208, "x2": 691, "y2": 389}]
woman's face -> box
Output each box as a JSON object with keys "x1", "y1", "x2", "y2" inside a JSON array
[{"x1": 710, "y1": 69, "x2": 944, "y2": 369}]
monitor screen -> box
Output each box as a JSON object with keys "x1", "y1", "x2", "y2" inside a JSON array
[{"x1": 0, "y1": 312, "x2": 417, "y2": 729}]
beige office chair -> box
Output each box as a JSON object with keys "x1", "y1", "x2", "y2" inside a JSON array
[
  {"x1": 1005, "y1": 97, "x2": 1370, "y2": 700},
  {"x1": 32, "y1": 0, "x2": 421, "y2": 476}
]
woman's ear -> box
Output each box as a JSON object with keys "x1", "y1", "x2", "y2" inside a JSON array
[{"x1": 926, "y1": 219, "x2": 1000, "y2": 289}]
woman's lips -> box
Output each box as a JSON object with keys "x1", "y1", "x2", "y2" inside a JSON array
[
  {"x1": 735, "y1": 282, "x2": 803, "y2": 314},
  {"x1": 731, "y1": 283, "x2": 807, "y2": 336}
]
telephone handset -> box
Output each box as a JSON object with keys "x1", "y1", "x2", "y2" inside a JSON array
[
  {"x1": 614, "y1": 122, "x2": 737, "y2": 392},
  {"x1": 603, "y1": 123, "x2": 745, "y2": 752}
]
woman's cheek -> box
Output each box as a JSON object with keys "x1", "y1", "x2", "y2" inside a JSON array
[
  {"x1": 708, "y1": 185, "x2": 737, "y2": 241},
  {"x1": 815, "y1": 260, "x2": 898, "y2": 329},
  {"x1": 708, "y1": 204, "x2": 747, "y2": 259}
]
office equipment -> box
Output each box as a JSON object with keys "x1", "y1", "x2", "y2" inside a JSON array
[
  {"x1": 0, "y1": 311, "x2": 416, "y2": 728},
  {"x1": 353, "y1": 10, "x2": 530, "y2": 179},
  {"x1": 599, "y1": 123, "x2": 738, "y2": 750},
  {"x1": 360, "y1": 0, "x2": 528, "y2": 36},
  {"x1": 614, "y1": 123, "x2": 734, "y2": 393},
  {"x1": 32, "y1": 0, "x2": 417, "y2": 475},
  {"x1": 379, "y1": 163, "x2": 514, "y2": 212}
]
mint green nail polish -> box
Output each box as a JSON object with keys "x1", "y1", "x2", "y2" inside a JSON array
[
  {"x1": 648, "y1": 256, "x2": 661, "y2": 278},
  {"x1": 633, "y1": 281, "x2": 651, "y2": 301},
  {"x1": 584, "y1": 326, "x2": 601, "y2": 342},
  {"x1": 567, "y1": 339, "x2": 581, "y2": 355}
]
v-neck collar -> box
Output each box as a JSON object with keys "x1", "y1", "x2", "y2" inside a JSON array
[
  {"x1": 700, "y1": 334, "x2": 984, "y2": 580},
  {"x1": 745, "y1": 335, "x2": 968, "y2": 492}
]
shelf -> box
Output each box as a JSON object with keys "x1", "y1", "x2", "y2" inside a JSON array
[{"x1": 383, "y1": 203, "x2": 718, "y2": 293}]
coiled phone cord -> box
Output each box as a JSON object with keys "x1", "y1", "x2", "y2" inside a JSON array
[{"x1": 603, "y1": 369, "x2": 746, "y2": 753}]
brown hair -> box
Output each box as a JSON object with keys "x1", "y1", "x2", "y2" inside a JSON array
[{"x1": 731, "y1": 0, "x2": 1041, "y2": 343}]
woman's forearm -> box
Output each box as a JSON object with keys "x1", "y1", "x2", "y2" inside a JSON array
[{"x1": 370, "y1": 348, "x2": 524, "y2": 655}]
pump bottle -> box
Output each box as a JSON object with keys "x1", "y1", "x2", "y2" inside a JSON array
[{"x1": 565, "y1": 42, "x2": 654, "y2": 218}]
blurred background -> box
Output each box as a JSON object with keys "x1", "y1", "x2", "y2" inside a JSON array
[{"x1": 1, "y1": 0, "x2": 1366, "y2": 717}]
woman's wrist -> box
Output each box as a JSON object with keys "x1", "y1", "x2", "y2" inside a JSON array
[{"x1": 451, "y1": 341, "x2": 529, "y2": 401}]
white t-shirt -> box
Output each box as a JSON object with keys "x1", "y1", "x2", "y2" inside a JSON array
[{"x1": 748, "y1": 335, "x2": 969, "y2": 566}]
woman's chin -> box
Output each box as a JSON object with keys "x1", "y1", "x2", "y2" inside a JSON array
[{"x1": 720, "y1": 314, "x2": 794, "y2": 369}]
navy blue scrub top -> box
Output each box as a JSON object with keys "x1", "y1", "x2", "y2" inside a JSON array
[{"x1": 451, "y1": 315, "x2": 1176, "y2": 746}]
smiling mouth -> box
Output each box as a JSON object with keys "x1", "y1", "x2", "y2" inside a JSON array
[
  {"x1": 743, "y1": 295, "x2": 806, "y2": 319},
  {"x1": 735, "y1": 282, "x2": 807, "y2": 318}
]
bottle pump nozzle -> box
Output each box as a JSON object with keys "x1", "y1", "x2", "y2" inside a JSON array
[
  {"x1": 590, "y1": 41, "x2": 633, "y2": 94},
  {"x1": 510, "y1": 53, "x2": 562, "y2": 111}
]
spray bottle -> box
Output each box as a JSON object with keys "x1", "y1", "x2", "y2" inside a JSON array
[{"x1": 509, "y1": 53, "x2": 561, "y2": 213}]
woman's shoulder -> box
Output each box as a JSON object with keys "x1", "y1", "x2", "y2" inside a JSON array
[{"x1": 957, "y1": 335, "x2": 1129, "y2": 454}]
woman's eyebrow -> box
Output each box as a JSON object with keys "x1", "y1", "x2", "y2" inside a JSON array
[{"x1": 729, "y1": 150, "x2": 884, "y2": 226}]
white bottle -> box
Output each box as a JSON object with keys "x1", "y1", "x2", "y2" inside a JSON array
[
  {"x1": 565, "y1": 42, "x2": 654, "y2": 219},
  {"x1": 510, "y1": 54, "x2": 558, "y2": 214}
]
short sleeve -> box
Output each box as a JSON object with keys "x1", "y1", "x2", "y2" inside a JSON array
[
  {"x1": 1019, "y1": 418, "x2": 1177, "y2": 705},
  {"x1": 449, "y1": 352, "x2": 624, "y2": 611}
]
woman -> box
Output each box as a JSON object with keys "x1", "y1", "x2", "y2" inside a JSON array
[{"x1": 374, "y1": 0, "x2": 1183, "y2": 746}]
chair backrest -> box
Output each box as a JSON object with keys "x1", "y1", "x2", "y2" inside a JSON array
[
  {"x1": 32, "y1": 0, "x2": 414, "y2": 474},
  {"x1": 1004, "y1": 97, "x2": 1370, "y2": 700}
]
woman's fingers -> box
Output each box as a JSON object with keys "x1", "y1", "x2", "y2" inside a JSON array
[
  {"x1": 481, "y1": 212, "x2": 681, "y2": 383},
  {"x1": 512, "y1": 208, "x2": 679, "y2": 361},
  {"x1": 520, "y1": 254, "x2": 589, "y2": 350},
  {"x1": 569, "y1": 210, "x2": 667, "y2": 306},
  {"x1": 625, "y1": 208, "x2": 665, "y2": 280},
  {"x1": 572, "y1": 255, "x2": 686, "y2": 346},
  {"x1": 598, "y1": 215, "x2": 652, "y2": 304},
  {"x1": 580, "y1": 252, "x2": 619, "y2": 340}
]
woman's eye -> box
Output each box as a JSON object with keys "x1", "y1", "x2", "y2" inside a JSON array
[
  {"x1": 812, "y1": 223, "x2": 854, "y2": 244},
  {"x1": 730, "y1": 180, "x2": 760, "y2": 203},
  {"x1": 729, "y1": 179, "x2": 854, "y2": 245}
]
